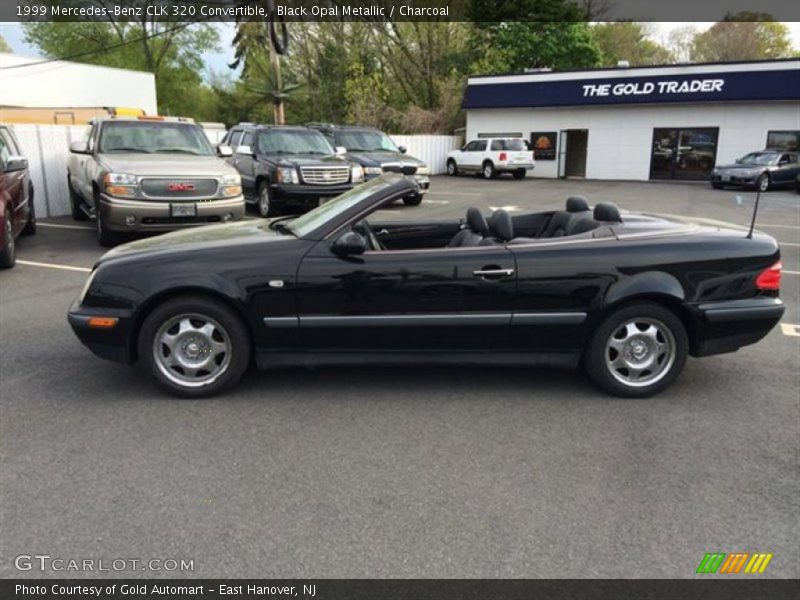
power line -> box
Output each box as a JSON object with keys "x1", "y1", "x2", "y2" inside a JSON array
[{"x1": 0, "y1": 21, "x2": 196, "y2": 70}]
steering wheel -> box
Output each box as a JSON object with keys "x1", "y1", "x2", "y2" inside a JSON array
[{"x1": 355, "y1": 219, "x2": 384, "y2": 251}]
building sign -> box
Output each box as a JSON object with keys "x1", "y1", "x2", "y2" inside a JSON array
[
  {"x1": 463, "y1": 67, "x2": 800, "y2": 110},
  {"x1": 530, "y1": 132, "x2": 557, "y2": 160}
]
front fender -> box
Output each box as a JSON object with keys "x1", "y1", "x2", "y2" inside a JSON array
[{"x1": 604, "y1": 271, "x2": 684, "y2": 307}]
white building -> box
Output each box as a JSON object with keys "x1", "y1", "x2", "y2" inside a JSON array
[
  {"x1": 463, "y1": 59, "x2": 800, "y2": 182},
  {"x1": 0, "y1": 52, "x2": 157, "y2": 115}
]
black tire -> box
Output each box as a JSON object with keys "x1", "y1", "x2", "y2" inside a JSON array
[
  {"x1": 22, "y1": 185, "x2": 36, "y2": 236},
  {"x1": 756, "y1": 173, "x2": 770, "y2": 192},
  {"x1": 68, "y1": 176, "x2": 89, "y2": 221},
  {"x1": 403, "y1": 193, "x2": 423, "y2": 206},
  {"x1": 94, "y1": 194, "x2": 119, "y2": 247},
  {"x1": 512, "y1": 169, "x2": 526, "y2": 180},
  {"x1": 584, "y1": 302, "x2": 688, "y2": 398},
  {"x1": 0, "y1": 208, "x2": 16, "y2": 269},
  {"x1": 482, "y1": 161, "x2": 496, "y2": 179},
  {"x1": 446, "y1": 159, "x2": 458, "y2": 176},
  {"x1": 138, "y1": 295, "x2": 251, "y2": 398},
  {"x1": 257, "y1": 180, "x2": 284, "y2": 217},
  {"x1": 710, "y1": 182, "x2": 723, "y2": 190}
]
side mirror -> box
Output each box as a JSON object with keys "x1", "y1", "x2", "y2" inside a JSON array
[
  {"x1": 398, "y1": 145, "x2": 407, "y2": 154},
  {"x1": 69, "y1": 141, "x2": 89, "y2": 154},
  {"x1": 334, "y1": 146, "x2": 347, "y2": 156},
  {"x1": 217, "y1": 144, "x2": 233, "y2": 157},
  {"x1": 235, "y1": 145, "x2": 252, "y2": 155},
  {"x1": 332, "y1": 231, "x2": 367, "y2": 256},
  {"x1": 4, "y1": 155, "x2": 28, "y2": 172}
]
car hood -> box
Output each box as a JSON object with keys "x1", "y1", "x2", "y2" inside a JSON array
[
  {"x1": 346, "y1": 150, "x2": 424, "y2": 167},
  {"x1": 98, "y1": 153, "x2": 238, "y2": 177},
  {"x1": 97, "y1": 220, "x2": 288, "y2": 265},
  {"x1": 715, "y1": 163, "x2": 767, "y2": 171},
  {"x1": 266, "y1": 154, "x2": 348, "y2": 167}
]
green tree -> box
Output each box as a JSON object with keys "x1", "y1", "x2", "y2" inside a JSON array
[
  {"x1": 23, "y1": 11, "x2": 219, "y2": 117},
  {"x1": 690, "y1": 14, "x2": 794, "y2": 62},
  {"x1": 0, "y1": 34, "x2": 11, "y2": 53},
  {"x1": 592, "y1": 22, "x2": 674, "y2": 67}
]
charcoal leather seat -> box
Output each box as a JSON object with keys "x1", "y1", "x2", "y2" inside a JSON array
[
  {"x1": 541, "y1": 196, "x2": 592, "y2": 238},
  {"x1": 448, "y1": 207, "x2": 489, "y2": 247}
]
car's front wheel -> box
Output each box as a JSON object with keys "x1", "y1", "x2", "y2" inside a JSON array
[
  {"x1": 756, "y1": 173, "x2": 770, "y2": 192},
  {"x1": 94, "y1": 200, "x2": 119, "y2": 247},
  {"x1": 0, "y1": 208, "x2": 16, "y2": 269},
  {"x1": 403, "y1": 193, "x2": 423, "y2": 206},
  {"x1": 585, "y1": 302, "x2": 688, "y2": 398},
  {"x1": 258, "y1": 180, "x2": 283, "y2": 217},
  {"x1": 138, "y1": 295, "x2": 251, "y2": 398},
  {"x1": 446, "y1": 159, "x2": 458, "y2": 176}
]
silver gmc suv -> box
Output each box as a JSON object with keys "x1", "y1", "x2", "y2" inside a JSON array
[{"x1": 67, "y1": 116, "x2": 245, "y2": 246}]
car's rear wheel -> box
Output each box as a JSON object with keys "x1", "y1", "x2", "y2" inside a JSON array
[
  {"x1": 68, "y1": 176, "x2": 89, "y2": 221},
  {"x1": 446, "y1": 159, "x2": 458, "y2": 176},
  {"x1": 482, "y1": 161, "x2": 496, "y2": 179},
  {"x1": 585, "y1": 302, "x2": 688, "y2": 398},
  {"x1": 138, "y1": 295, "x2": 251, "y2": 398},
  {"x1": 513, "y1": 169, "x2": 526, "y2": 180},
  {"x1": 22, "y1": 185, "x2": 36, "y2": 236},
  {"x1": 0, "y1": 208, "x2": 16, "y2": 269},
  {"x1": 403, "y1": 193, "x2": 423, "y2": 206},
  {"x1": 756, "y1": 173, "x2": 770, "y2": 192}
]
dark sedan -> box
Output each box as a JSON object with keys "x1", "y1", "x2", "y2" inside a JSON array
[
  {"x1": 69, "y1": 174, "x2": 784, "y2": 399},
  {"x1": 1, "y1": 124, "x2": 36, "y2": 268},
  {"x1": 711, "y1": 150, "x2": 800, "y2": 191}
]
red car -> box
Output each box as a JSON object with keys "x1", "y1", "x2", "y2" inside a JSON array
[{"x1": 0, "y1": 125, "x2": 36, "y2": 268}]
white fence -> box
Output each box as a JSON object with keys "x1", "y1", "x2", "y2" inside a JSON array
[
  {"x1": 391, "y1": 135, "x2": 462, "y2": 175},
  {"x1": 8, "y1": 124, "x2": 462, "y2": 218}
]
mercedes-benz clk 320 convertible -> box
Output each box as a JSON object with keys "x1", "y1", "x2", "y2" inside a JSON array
[{"x1": 68, "y1": 174, "x2": 784, "y2": 398}]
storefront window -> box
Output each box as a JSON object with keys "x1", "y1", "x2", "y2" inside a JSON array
[
  {"x1": 766, "y1": 130, "x2": 799, "y2": 151},
  {"x1": 650, "y1": 127, "x2": 719, "y2": 181}
]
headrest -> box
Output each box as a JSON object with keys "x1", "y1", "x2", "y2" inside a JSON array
[
  {"x1": 566, "y1": 196, "x2": 590, "y2": 213},
  {"x1": 593, "y1": 202, "x2": 621, "y2": 223},
  {"x1": 466, "y1": 207, "x2": 489, "y2": 234},
  {"x1": 490, "y1": 209, "x2": 514, "y2": 242}
]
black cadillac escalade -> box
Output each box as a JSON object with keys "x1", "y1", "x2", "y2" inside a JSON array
[{"x1": 221, "y1": 123, "x2": 364, "y2": 216}]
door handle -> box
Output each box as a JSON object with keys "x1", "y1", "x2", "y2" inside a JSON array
[{"x1": 473, "y1": 268, "x2": 514, "y2": 278}]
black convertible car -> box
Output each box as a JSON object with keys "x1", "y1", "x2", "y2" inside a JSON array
[{"x1": 69, "y1": 174, "x2": 784, "y2": 398}]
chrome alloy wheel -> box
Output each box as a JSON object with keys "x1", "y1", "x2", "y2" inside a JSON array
[
  {"x1": 153, "y1": 313, "x2": 232, "y2": 388},
  {"x1": 5, "y1": 214, "x2": 14, "y2": 255},
  {"x1": 258, "y1": 185, "x2": 270, "y2": 217},
  {"x1": 605, "y1": 317, "x2": 676, "y2": 388}
]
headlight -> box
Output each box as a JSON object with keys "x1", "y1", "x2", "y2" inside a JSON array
[
  {"x1": 276, "y1": 167, "x2": 298, "y2": 184},
  {"x1": 78, "y1": 270, "x2": 97, "y2": 304},
  {"x1": 363, "y1": 166, "x2": 383, "y2": 176},
  {"x1": 416, "y1": 165, "x2": 430, "y2": 176},
  {"x1": 103, "y1": 173, "x2": 137, "y2": 197},
  {"x1": 220, "y1": 173, "x2": 242, "y2": 197},
  {"x1": 351, "y1": 164, "x2": 365, "y2": 183}
]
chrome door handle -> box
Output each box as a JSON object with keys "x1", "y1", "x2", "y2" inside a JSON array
[{"x1": 473, "y1": 268, "x2": 514, "y2": 277}]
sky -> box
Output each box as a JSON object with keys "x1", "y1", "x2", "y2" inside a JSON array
[{"x1": 1, "y1": 21, "x2": 799, "y2": 81}]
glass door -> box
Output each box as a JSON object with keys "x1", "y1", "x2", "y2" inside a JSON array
[{"x1": 650, "y1": 128, "x2": 719, "y2": 181}]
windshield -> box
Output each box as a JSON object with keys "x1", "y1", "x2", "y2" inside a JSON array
[
  {"x1": 257, "y1": 130, "x2": 334, "y2": 155},
  {"x1": 98, "y1": 122, "x2": 213, "y2": 155},
  {"x1": 335, "y1": 130, "x2": 399, "y2": 153},
  {"x1": 738, "y1": 152, "x2": 779, "y2": 165},
  {"x1": 286, "y1": 177, "x2": 396, "y2": 238}
]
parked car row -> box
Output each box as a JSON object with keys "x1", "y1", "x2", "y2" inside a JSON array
[{"x1": 0, "y1": 124, "x2": 36, "y2": 268}]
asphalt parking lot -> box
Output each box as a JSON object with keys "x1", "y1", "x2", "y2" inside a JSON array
[{"x1": 1, "y1": 176, "x2": 798, "y2": 579}]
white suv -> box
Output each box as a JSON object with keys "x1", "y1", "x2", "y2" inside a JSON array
[{"x1": 446, "y1": 137, "x2": 535, "y2": 179}]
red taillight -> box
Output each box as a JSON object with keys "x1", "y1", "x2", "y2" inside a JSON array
[
  {"x1": 499, "y1": 152, "x2": 507, "y2": 161},
  {"x1": 755, "y1": 261, "x2": 781, "y2": 290}
]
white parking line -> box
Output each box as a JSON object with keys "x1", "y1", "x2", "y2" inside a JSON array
[
  {"x1": 426, "y1": 191, "x2": 482, "y2": 197},
  {"x1": 16, "y1": 260, "x2": 91, "y2": 273},
  {"x1": 780, "y1": 323, "x2": 800, "y2": 337},
  {"x1": 785, "y1": 270, "x2": 800, "y2": 276},
  {"x1": 780, "y1": 242, "x2": 800, "y2": 247},
  {"x1": 37, "y1": 222, "x2": 93, "y2": 231},
  {"x1": 759, "y1": 224, "x2": 800, "y2": 230}
]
